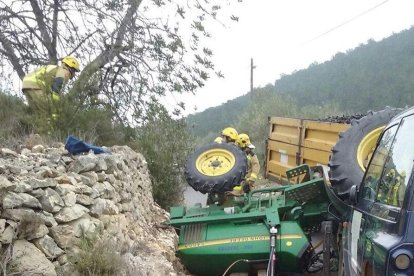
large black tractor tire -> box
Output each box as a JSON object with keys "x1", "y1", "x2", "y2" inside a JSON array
[
  {"x1": 329, "y1": 108, "x2": 403, "y2": 200},
  {"x1": 185, "y1": 143, "x2": 248, "y2": 194}
]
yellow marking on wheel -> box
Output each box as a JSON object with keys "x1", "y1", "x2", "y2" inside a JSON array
[
  {"x1": 195, "y1": 148, "x2": 236, "y2": 176},
  {"x1": 357, "y1": 126, "x2": 384, "y2": 171}
]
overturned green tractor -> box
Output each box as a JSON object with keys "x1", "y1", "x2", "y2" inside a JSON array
[
  {"x1": 169, "y1": 165, "x2": 339, "y2": 275},
  {"x1": 169, "y1": 108, "x2": 404, "y2": 275}
]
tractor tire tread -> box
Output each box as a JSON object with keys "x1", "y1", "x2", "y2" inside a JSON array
[
  {"x1": 329, "y1": 108, "x2": 403, "y2": 200},
  {"x1": 185, "y1": 143, "x2": 247, "y2": 194}
]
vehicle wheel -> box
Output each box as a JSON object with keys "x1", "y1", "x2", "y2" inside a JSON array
[
  {"x1": 329, "y1": 108, "x2": 403, "y2": 200},
  {"x1": 184, "y1": 143, "x2": 248, "y2": 194}
]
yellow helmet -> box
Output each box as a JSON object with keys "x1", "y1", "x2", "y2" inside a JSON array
[
  {"x1": 62, "y1": 56, "x2": 80, "y2": 72},
  {"x1": 237, "y1": 133, "x2": 251, "y2": 148},
  {"x1": 387, "y1": 169, "x2": 396, "y2": 177},
  {"x1": 221, "y1": 127, "x2": 238, "y2": 141}
]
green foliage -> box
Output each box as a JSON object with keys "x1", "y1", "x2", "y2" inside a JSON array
[
  {"x1": 8, "y1": 91, "x2": 133, "y2": 147},
  {"x1": 186, "y1": 94, "x2": 250, "y2": 140},
  {"x1": 1, "y1": 0, "x2": 241, "y2": 127},
  {"x1": 233, "y1": 85, "x2": 298, "y2": 166},
  {"x1": 0, "y1": 91, "x2": 31, "y2": 145},
  {"x1": 0, "y1": 89, "x2": 127, "y2": 147},
  {"x1": 53, "y1": 97, "x2": 131, "y2": 146},
  {"x1": 69, "y1": 232, "x2": 123, "y2": 276},
  {"x1": 275, "y1": 28, "x2": 414, "y2": 112},
  {"x1": 132, "y1": 102, "x2": 194, "y2": 209}
]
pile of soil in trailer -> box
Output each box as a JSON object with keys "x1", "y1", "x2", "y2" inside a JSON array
[{"x1": 318, "y1": 113, "x2": 366, "y2": 124}]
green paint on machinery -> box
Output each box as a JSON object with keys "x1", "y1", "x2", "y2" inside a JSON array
[{"x1": 168, "y1": 165, "x2": 333, "y2": 275}]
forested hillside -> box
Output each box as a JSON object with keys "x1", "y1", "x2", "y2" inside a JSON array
[
  {"x1": 186, "y1": 95, "x2": 250, "y2": 143},
  {"x1": 187, "y1": 27, "x2": 414, "y2": 144},
  {"x1": 276, "y1": 27, "x2": 414, "y2": 112}
]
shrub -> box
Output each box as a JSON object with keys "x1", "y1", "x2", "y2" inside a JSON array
[
  {"x1": 68, "y1": 233, "x2": 123, "y2": 276},
  {"x1": 0, "y1": 91, "x2": 31, "y2": 145},
  {"x1": 131, "y1": 103, "x2": 194, "y2": 209}
]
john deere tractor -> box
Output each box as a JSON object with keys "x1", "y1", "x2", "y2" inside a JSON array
[{"x1": 168, "y1": 107, "x2": 409, "y2": 276}]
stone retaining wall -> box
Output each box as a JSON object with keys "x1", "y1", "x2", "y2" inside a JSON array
[{"x1": 0, "y1": 144, "x2": 185, "y2": 275}]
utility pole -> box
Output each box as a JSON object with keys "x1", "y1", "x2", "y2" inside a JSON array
[
  {"x1": 250, "y1": 58, "x2": 255, "y2": 94},
  {"x1": 250, "y1": 58, "x2": 256, "y2": 100}
]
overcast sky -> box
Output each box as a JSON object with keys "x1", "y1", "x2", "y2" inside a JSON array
[{"x1": 166, "y1": 0, "x2": 414, "y2": 116}]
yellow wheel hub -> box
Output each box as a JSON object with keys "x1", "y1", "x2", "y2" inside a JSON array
[
  {"x1": 357, "y1": 126, "x2": 384, "y2": 171},
  {"x1": 196, "y1": 149, "x2": 236, "y2": 176}
]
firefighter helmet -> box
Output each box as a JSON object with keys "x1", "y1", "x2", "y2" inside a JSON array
[
  {"x1": 221, "y1": 127, "x2": 238, "y2": 141},
  {"x1": 62, "y1": 56, "x2": 80, "y2": 72}
]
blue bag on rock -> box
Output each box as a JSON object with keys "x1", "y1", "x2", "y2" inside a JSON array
[{"x1": 65, "y1": 135, "x2": 110, "y2": 155}]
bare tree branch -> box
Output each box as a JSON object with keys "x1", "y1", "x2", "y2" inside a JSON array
[
  {"x1": 0, "y1": 0, "x2": 241, "y2": 125},
  {"x1": 28, "y1": 0, "x2": 54, "y2": 60},
  {"x1": 51, "y1": 0, "x2": 59, "y2": 61},
  {"x1": 0, "y1": 31, "x2": 25, "y2": 78}
]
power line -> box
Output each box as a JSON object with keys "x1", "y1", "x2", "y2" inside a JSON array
[{"x1": 304, "y1": 0, "x2": 391, "y2": 44}]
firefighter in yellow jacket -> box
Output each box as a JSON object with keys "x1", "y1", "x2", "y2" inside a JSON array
[
  {"x1": 386, "y1": 170, "x2": 406, "y2": 207},
  {"x1": 235, "y1": 133, "x2": 260, "y2": 193},
  {"x1": 22, "y1": 56, "x2": 80, "y2": 117}
]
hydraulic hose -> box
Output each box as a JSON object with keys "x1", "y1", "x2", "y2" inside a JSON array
[
  {"x1": 266, "y1": 226, "x2": 278, "y2": 276},
  {"x1": 266, "y1": 247, "x2": 275, "y2": 276},
  {"x1": 222, "y1": 259, "x2": 268, "y2": 276},
  {"x1": 222, "y1": 259, "x2": 248, "y2": 276}
]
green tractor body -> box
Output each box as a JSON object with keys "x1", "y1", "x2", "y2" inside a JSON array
[
  {"x1": 170, "y1": 108, "x2": 409, "y2": 275},
  {"x1": 169, "y1": 167, "x2": 335, "y2": 275}
]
